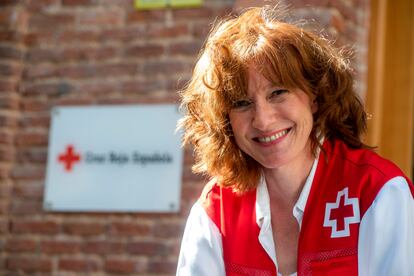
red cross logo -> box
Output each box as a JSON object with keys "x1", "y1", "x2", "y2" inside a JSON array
[
  {"x1": 323, "y1": 187, "x2": 360, "y2": 238},
  {"x1": 58, "y1": 145, "x2": 81, "y2": 172}
]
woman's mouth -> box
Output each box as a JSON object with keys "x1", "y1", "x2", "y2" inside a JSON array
[{"x1": 255, "y1": 128, "x2": 291, "y2": 143}]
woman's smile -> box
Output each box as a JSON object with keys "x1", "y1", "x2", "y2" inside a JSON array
[{"x1": 254, "y1": 128, "x2": 291, "y2": 145}]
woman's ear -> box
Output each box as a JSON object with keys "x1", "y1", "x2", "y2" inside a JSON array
[{"x1": 311, "y1": 99, "x2": 318, "y2": 114}]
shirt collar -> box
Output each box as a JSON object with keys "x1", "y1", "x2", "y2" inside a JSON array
[
  {"x1": 255, "y1": 157, "x2": 319, "y2": 228},
  {"x1": 293, "y1": 157, "x2": 318, "y2": 227},
  {"x1": 256, "y1": 175, "x2": 270, "y2": 227}
]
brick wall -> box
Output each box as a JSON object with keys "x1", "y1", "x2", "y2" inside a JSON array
[
  {"x1": 0, "y1": 0, "x2": 27, "y2": 274},
  {"x1": 286, "y1": 0, "x2": 370, "y2": 99},
  {"x1": 0, "y1": 0, "x2": 369, "y2": 275}
]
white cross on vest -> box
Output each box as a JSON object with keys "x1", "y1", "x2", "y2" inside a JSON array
[{"x1": 323, "y1": 187, "x2": 360, "y2": 238}]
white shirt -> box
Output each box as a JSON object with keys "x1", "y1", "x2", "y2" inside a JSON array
[{"x1": 176, "y1": 159, "x2": 414, "y2": 276}]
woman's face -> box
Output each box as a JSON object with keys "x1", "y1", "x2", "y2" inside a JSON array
[{"x1": 228, "y1": 67, "x2": 316, "y2": 169}]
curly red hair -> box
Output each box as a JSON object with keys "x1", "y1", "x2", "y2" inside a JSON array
[{"x1": 178, "y1": 6, "x2": 369, "y2": 193}]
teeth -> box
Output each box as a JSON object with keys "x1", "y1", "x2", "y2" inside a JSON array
[{"x1": 258, "y1": 129, "x2": 288, "y2": 143}]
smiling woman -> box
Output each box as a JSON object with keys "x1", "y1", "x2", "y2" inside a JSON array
[{"x1": 176, "y1": 5, "x2": 414, "y2": 276}]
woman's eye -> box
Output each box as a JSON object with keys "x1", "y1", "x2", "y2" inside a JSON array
[
  {"x1": 232, "y1": 99, "x2": 251, "y2": 109},
  {"x1": 271, "y1": 89, "x2": 288, "y2": 97}
]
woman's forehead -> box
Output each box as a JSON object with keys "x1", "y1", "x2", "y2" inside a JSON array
[{"x1": 246, "y1": 64, "x2": 284, "y2": 88}]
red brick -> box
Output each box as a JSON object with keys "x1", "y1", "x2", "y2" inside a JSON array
[
  {"x1": 0, "y1": 218, "x2": 9, "y2": 234},
  {"x1": 60, "y1": 63, "x2": 136, "y2": 79},
  {"x1": 5, "y1": 239, "x2": 37, "y2": 253},
  {"x1": 111, "y1": 94, "x2": 178, "y2": 105},
  {"x1": 62, "y1": 47, "x2": 116, "y2": 62},
  {"x1": 119, "y1": 80, "x2": 164, "y2": 94},
  {"x1": 77, "y1": 10, "x2": 123, "y2": 26},
  {"x1": 0, "y1": 200, "x2": 10, "y2": 214},
  {"x1": 147, "y1": 24, "x2": 189, "y2": 38},
  {"x1": 100, "y1": 0, "x2": 131, "y2": 7},
  {"x1": 10, "y1": 165, "x2": 45, "y2": 180},
  {"x1": 0, "y1": 131, "x2": 13, "y2": 145},
  {"x1": 15, "y1": 131, "x2": 48, "y2": 146},
  {"x1": 91, "y1": 63, "x2": 137, "y2": 77},
  {"x1": 26, "y1": 0, "x2": 60, "y2": 10},
  {"x1": 0, "y1": 167, "x2": 9, "y2": 180},
  {"x1": 147, "y1": 259, "x2": 176, "y2": 274},
  {"x1": 75, "y1": 81, "x2": 117, "y2": 94},
  {"x1": 0, "y1": 30, "x2": 19, "y2": 43},
  {"x1": 329, "y1": 0, "x2": 358, "y2": 23},
  {"x1": 26, "y1": 48, "x2": 61, "y2": 63},
  {"x1": 0, "y1": 0, "x2": 18, "y2": 6},
  {"x1": 168, "y1": 41, "x2": 202, "y2": 56},
  {"x1": 0, "y1": 256, "x2": 6, "y2": 270},
  {"x1": 59, "y1": 258, "x2": 99, "y2": 272},
  {"x1": 172, "y1": 8, "x2": 214, "y2": 20},
  {"x1": 12, "y1": 182, "x2": 43, "y2": 199},
  {"x1": 192, "y1": 22, "x2": 211, "y2": 38},
  {"x1": 153, "y1": 221, "x2": 184, "y2": 238},
  {"x1": 351, "y1": 0, "x2": 368, "y2": 9},
  {"x1": 0, "y1": 114, "x2": 18, "y2": 128},
  {"x1": 10, "y1": 200, "x2": 43, "y2": 215},
  {"x1": 58, "y1": 30, "x2": 101, "y2": 44},
  {"x1": 62, "y1": 0, "x2": 96, "y2": 6},
  {"x1": 29, "y1": 13, "x2": 75, "y2": 30},
  {"x1": 34, "y1": 38, "x2": 60, "y2": 56},
  {"x1": 11, "y1": 220, "x2": 59, "y2": 235},
  {"x1": 100, "y1": 27, "x2": 147, "y2": 43},
  {"x1": 22, "y1": 82, "x2": 74, "y2": 96},
  {"x1": 171, "y1": 238, "x2": 182, "y2": 255},
  {"x1": 0, "y1": 45, "x2": 24, "y2": 60},
  {"x1": 0, "y1": 95, "x2": 19, "y2": 109},
  {"x1": 126, "y1": 240, "x2": 170, "y2": 256},
  {"x1": 289, "y1": 0, "x2": 330, "y2": 7},
  {"x1": 105, "y1": 259, "x2": 139, "y2": 274},
  {"x1": 126, "y1": 10, "x2": 166, "y2": 23},
  {"x1": 0, "y1": 183, "x2": 12, "y2": 198},
  {"x1": 7, "y1": 257, "x2": 52, "y2": 273},
  {"x1": 0, "y1": 63, "x2": 22, "y2": 78},
  {"x1": 53, "y1": 97, "x2": 94, "y2": 106},
  {"x1": 0, "y1": 9, "x2": 13, "y2": 26},
  {"x1": 138, "y1": 60, "x2": 187, "y2": 76},
  {"x1": 63, "y1": 222, "x2": 105, "y2": 236},
  {"x1": 21, "y1": 99, "x2": 50, "y2": 112},
  {"x1": 23, "y1": 32, "x2": 53, "y2": 47},
  {"x1": 109, "y1": 222, "x2": 151, "y2": 236},
  {"x1": 181, "y1": 184, "x2": 204, "y2": 203},
  {"x1": 74, "y1": 82, "x2": 115, "y2": 96},
  {"x1": 6, "y1": 8, "x2": 28, "y2": 30},
  {"x1": 82, "y1": 240, "x2": 124, "y2": 254},
  {"x1": 0, "y1": 80, "x2": 18, "y2": 92},
  {"x1": 94, "y1": 97, "x2": 136, "y2": 105},
  {"x1": 344, "y1": 21, "x2": 358, "y2": 41},
  {"x1": 125, "y1": 44, "x2": 164, "y2": 58},
  {"x1": 0, "y1": 147, "x2": 14, "y2": 162},
  {"x1": 19, "y1": 114, "x2": 50, "y2": 128},
  {"x1": 330, "y1": 9, "x2": 346, "y2": 33},
  {"x1": 41, "y1": 240, "x2": 81, "y2": 254}
]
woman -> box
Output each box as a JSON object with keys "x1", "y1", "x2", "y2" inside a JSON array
[{"x1": 176, "y1": 6, "x2": 414, "y2": 276}]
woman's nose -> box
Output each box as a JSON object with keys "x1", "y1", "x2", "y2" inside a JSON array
[{"x1": 251, "y1": 101, "x2": 274, "y2": 131}]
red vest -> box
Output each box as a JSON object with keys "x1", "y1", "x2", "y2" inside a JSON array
[{"x1": 199, "y1": 139, "x2": 413, "y2": 276}]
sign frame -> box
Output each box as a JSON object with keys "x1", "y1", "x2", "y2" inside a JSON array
[{"x1": 43, "y1": 104, "x2": 183, "y2": 213}]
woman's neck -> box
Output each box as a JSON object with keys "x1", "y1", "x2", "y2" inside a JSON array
[{"x1": 263, "y1": 151, "x2": 314, "y2": 205}]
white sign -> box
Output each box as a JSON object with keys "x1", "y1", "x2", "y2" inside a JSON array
[{"x1": 44, "y1": 104, "x2": 183, "y2": 212}]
